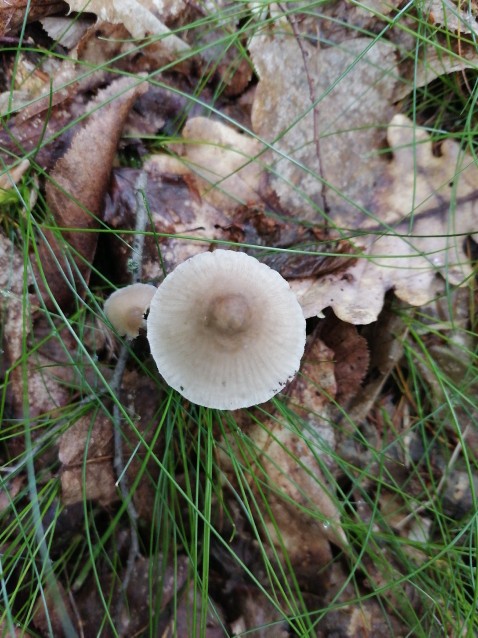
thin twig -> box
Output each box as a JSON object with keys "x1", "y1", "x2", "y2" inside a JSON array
[
  {"x1": 280, "y1": 8, "x2": 330, "y2": 217},
  {"x1": 110, "y1": 171, "x2": 148, "y2": 624}
]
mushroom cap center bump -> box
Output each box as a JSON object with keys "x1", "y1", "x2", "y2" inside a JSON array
[{"x1": 206, "y1": 293, "x2": 252, "y2": 335}]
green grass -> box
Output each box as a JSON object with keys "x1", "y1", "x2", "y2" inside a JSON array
[{"x1": 1, "y1": 0, "x2": 478, "y2": 636}]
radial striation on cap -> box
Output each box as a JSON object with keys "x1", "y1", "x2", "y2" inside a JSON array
[{"x1": 146, "y1": 250, "x2": 306, "y2": 410}]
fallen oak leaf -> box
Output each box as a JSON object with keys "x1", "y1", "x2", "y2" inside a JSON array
[
  {"x1": 318, "y1": 315, "x2": 370, "y2": 406},
  {"x1": 250, "y1": 30, "x2": 398, "y2": 226},
  {"x1": 292, "y1": 114, "x2": 478, "y2": 324},
  {"x1": 180, "y1": 117, "x2": 264, "y2": 210}
]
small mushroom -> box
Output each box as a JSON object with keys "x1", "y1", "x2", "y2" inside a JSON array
[
  {"x1": 146, "y1": 250, "x2": 306, "y2": 410},
  {"x1": 104, "y1": 283, "x2": 156, "y2": 339}
]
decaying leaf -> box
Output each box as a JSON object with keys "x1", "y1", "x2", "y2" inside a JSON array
[
  {"x1": 292, "y1": 114, "x2": 478, "y2": 324},
  {"x1": 0, "y1": 234, "x2": 28, "y2": 365},
  {"x1": 251, "y1": 30, "x2": 398, "y2": 226},
  {"x1": 106, "y1": 156, "x2": 232, "y2": 280},
  {"x1": 319, "y1": 316, "x2": 370, "y2": 406},
  {"x1": 59, "y1": 412, "x2": 117, "y2": 506},
  {"x1": 219, "y1": 415, "x2": 347, "y2": 578},
  {"x1": 0, "y1": 0, "x2": 65, "y2": 36},
  {"x1": 219, "y1": 338, "x2": 347, "y2": 579},
  {"x1": 0, "y1": 476, "x2": 24, "y2": 513},
  {"x1": 181, "y1": 117, "x2": 263, "y2": 209},
  {"x1": 0, "y1": 159, "x2": 30, "y2": 191},
  {"x1": 38, "y1": 75, "x2": 147, "y2": 309},
  {"x1": 64, "y1": 0, "x2": 189, "y2": 56},
  {"x1": 425, "y1": 0, "x2": 478, "y2": 34}
]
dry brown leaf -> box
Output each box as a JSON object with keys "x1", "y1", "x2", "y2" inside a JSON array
[
  {"x1": 319, "y1": 317, "x2": 370, "y2": 405},
  {"x1": 0, "y1": 59, "x2": 78, "y2": 173},
  {"x1": 1, "y1": 233, "x2": 91, "y2": 420},
  {"x1": 290, "y1": 337, "x2": 337, "y2": 416},
  {"x1": 219, "y1": 344, "x2": 347, "y2": 578},
  {"x1": 106, "y1": 157, "x2": 232, "y2": 280},
  {"x1": 425, "y1": 0, "x2": 478, "y2": 34},
  {"x1": 292, "y1": 114, "x2": 478, "y2": 324},
  {"x1": 0, "y1": 0, "x2": 65, "y2": 36},
  {"x1": 220, "y1": 338, "x2": 347, "y2": 580},
  {"x1": 0, "y1": 476, "x2": 23, "y2": 513},
  {"x1": 250, "y1": 30, "x2": 398, "y2": 226},
  {"x1": 161, "y1": 581, "x2": 226, "y2": 637},
  {"x1": 220, "y1": 416, "x2": 347, "y2": 577},
  {"x1": 65, "y1": 0, "x2": 189, "y2": 55},
  {"x1": 229, "y1": 589, "x2": 291, "y2": 638},
  {"x1": 315, "y1": 600, "x2": 406, "y2": 638},
  {"x1": 38, "y1": 75, "x2": 147, "y2": 309},
  {"x1": 0, "y1": 234, "x2": 27, "y2": 365},
  {"x1": 0, "y1": 159, "x2": 30, "y2": 190},
  {"x1": 32, "y1": 581, "x2": 78, "y2": 637},
  {"x1": 59, "y1": 412, "x2": 117, "y2": 506},
  {"x1": 180, "y1": 117, "x2": 264, "y2": 209},
  {"x1": 40, "y1": 15, "x2": 94, "y2": 48}
]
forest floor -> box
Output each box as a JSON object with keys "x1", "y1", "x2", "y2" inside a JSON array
[{"x1": 1, "y1": 1, "x2": 478, "y2": 636}]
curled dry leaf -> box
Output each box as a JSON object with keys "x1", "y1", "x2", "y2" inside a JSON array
[
  {"x1": 250, "y1": 31, "x2": 398, "y2": 226},
  {"x1": 181, "y1": 117, "x2": 263, "y2": 209},
  {"x1": 38, "y1": 75, "x2": 147, "y2": 309},
  {"x1": 319, "y1": 316, "x2": 370, "y2": 406},
  {"x1": 395, "y1": 39, "x2": 478, "y2": 100},
  {"x1": 292, "y1": 115, "x2": 478, "y2": 324},
  {"x1": 64, "y1": 0, "x2": 189, "y2": 57},
  {"x1": 0, "y1": 0, "x2": 65, "y2": 36},
  {"x1": 40, "y1": 16, "x2": 94, "y2": 49}
]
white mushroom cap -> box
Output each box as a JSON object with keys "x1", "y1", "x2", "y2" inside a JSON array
[
  {"x1": 146, "y1": 250, "x2": 306, "y2": 410},
  {"x1": 104, "y1": 283, "x2": 156, "y2": 339}
]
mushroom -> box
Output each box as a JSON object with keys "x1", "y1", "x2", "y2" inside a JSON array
[
  {"x1": 146, "y1": 250, "x2": 306, "y2": 410},
  {"x1": 104, "y1": 283, "x2": 156, "y2": 339}
]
